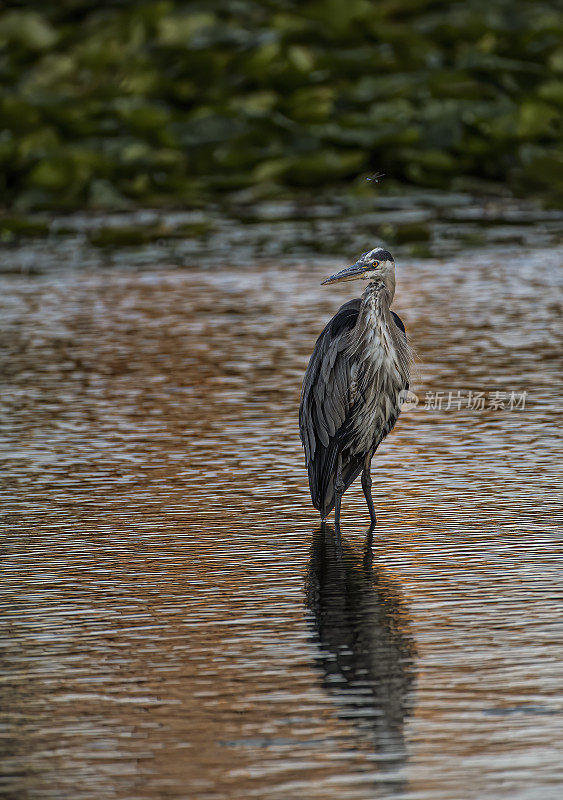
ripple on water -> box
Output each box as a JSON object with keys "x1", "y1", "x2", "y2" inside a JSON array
[{"x1": 0, "y1": 244, "x2": 562, "y2": 799}]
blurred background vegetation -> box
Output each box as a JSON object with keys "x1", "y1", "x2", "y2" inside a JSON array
[{"x1": 1, "y1": 0, "x2": 562, "y2": 213}]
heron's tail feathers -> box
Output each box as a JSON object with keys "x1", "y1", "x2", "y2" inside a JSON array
[{"x1": 308, "y1": 445, "x2": 364, "y2": 519}]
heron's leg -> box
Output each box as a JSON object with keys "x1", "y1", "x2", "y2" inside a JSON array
[
  {"x1": 334, "y1": 452, "x2": 345, "y2": 540},
  {"x1": 361, "y1": 455, "x2": 377, "y2": 524}
]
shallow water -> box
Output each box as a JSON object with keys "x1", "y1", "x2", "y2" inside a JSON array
[{"x1": 1, "y1": 238, "x2": 562, "y2": 799}]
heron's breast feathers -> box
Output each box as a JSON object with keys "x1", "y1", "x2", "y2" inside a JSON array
[{"x1": 345, "y1": 292, "x2": 410, "y2": 454}]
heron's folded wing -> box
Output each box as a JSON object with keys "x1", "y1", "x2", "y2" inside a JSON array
[
  {"x1": 391, "y1": 310, "x2": 406, "y2": 336},
  {"x1": 299, "y1": 299, "x2": 360, "y2": 463},
  {"x1": 391, "y1": 310, "x2": 409, "y2": 392}
]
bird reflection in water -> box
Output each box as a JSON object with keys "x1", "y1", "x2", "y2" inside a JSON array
[{"x1": 305, "y1": 525, "x2": 416, "y2": 764}]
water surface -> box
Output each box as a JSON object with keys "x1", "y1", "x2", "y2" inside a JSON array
[{"x1": 1, "y1": 238, "x2": 562, "y2": 799}]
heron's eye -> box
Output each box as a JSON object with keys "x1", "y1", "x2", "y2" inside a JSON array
[{"x1": 371, "y1": 260, "x2": 380, "y2": 267}]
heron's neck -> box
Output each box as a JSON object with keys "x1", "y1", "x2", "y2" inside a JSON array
[
  {"x1": 353, "y1": 279, "x2": 410, "y2": 390},
  {"x1": 362, "y1": 279, "x2": 393, "y2": 311}
]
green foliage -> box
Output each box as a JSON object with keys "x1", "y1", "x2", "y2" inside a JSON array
[{"x1": 0, "y1": 0, "x2": 562, "y2": 209}]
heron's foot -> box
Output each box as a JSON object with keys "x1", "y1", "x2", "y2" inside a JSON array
[
  {"x1": 334, "y1": 490, "x2": 344, "y2": 542},
  {"x1": 363, "y1": 522, "x2": 376, "y2": 568},
  {"x1": 333, "y1": 517, "x2": 342, "y2": 547}
]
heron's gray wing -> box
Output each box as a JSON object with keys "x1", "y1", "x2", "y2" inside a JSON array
[
  {"x1": 391, "y1": 310, "x2": 409, "y2": 391},
  {"x1": 300, "y1": 299, "x2": 360, "y2": 460},
  {"x1": 391, "y1": 311, "x2": 405, "y2": 336},
  {"x1": 299, "y1": 299, "x2": 362, "y2": 515}
]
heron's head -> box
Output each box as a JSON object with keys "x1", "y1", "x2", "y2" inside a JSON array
[{"x1": 321, "y1": 247, "x2": 396, "y2": 298}]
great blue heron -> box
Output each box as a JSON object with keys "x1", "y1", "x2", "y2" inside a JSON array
[{"x1": 299, "y1": 247, "x2": 411, "y2": 531}]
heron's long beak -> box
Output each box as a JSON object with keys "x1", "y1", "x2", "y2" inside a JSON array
[{"x1": 321, "y1": 261, "x2": 364, "y2": 285}]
